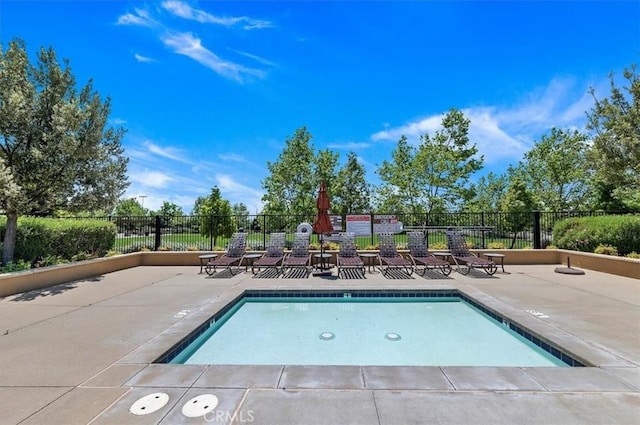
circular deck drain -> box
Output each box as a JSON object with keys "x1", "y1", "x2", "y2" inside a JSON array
[
  {"x1": 130, "y1": 392, "x2": 169, "y2": 415},
  {"x1": 319, "y1": 332, "x2": 335, "y2": 340},
  {"x1": 182, "y1": 394, "x2": 219, "y2": 418},
  {"x1": 385, "y1": 332, "x2": 401, "y2": 341}
]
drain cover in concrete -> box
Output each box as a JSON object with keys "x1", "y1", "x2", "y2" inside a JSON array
[
  {"x1": 181, "y1": 394, "x2": 219, "y2": 418},
  {"x1": 129, "y1": 392, "x2": 170, "y2": 415}
]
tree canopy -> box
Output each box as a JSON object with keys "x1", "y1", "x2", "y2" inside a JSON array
[
  {"x1": 515, "y1": 128, "x2": 591, "y2": 211},
  {"x1": 0, "y1": 39, "x2": 129, "y2": 264},
  {"x1": 587, "y1": 65, "x2": 640, "y2": 211},
  {"x1": 376, "y1": 109, "x2": 483, "y2": 214}
]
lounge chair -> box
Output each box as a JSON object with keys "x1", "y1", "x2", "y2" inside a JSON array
[
  {"x1": 205, "y1": 232, "x2": 247, "y2": 276},
  {"x1": 446, "y1": 229, "x2": 497, "y2": 275},
  {"x1": 252, "y1": 232, "x2": 286, "y2": 276},
  {"x1": 336, "y1": 232, "x2": 365, "y2": 277},
  {"x1": 282, "y1": 232, "x2": 312, "y2": 274},
  {"x1": 377, "y1": 233, "x2": 414, "y2": 277},
  {"x1": 406, "y1": 231, "x2": 452, "y2": 276}
]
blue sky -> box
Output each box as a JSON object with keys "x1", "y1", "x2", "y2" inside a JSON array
[{"x1": 3, "y1": 1, "x2": 639, "y2": 214}]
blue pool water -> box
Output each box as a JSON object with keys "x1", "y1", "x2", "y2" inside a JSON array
[{"x1": 171, "y1": 297, "x2": 567, "y2": 367}]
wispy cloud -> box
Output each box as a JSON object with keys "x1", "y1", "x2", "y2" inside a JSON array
[
  {"x1": 228, "y1": 48, "x2": 276, "y2": 67},
  {"x1": 129, "y1": 170, "x2": 172, "y2": 188},
  {"x1": 161, "y1": 32, "x2": 265, "y2": 82},
  {"x1": 218, "y1": 153, "x2": 247, "y2": 162},
  {"x1": 109, "y1": 118, "x2": 127, "y2": 125},
  {"x1": 161, "y1": 0, "x2": 273, "y2": 30},
  {"x1": 327, "y1": 142, "x2": 371, "y2": 150},
  {"x1": 216, "y1": 174, "x2": 264, "y2": 212},
  {"x1": 144, "y1": 141, "x2": 191, "y2": 163},
  {"x1": 134, "y1": 53, "x2": 156, "y2": 63},
  {"x1": 371, "y1": 78, "x2": 594, "y2": 165},
  {"x1": 116, "y1": 8, "x2": 157, "y2": 27}
]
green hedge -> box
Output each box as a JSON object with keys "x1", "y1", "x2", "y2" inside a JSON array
[
  {"x1": 0, "y1": 217, "x2": 116, "y2": 262},
  {"x1": 552, "y1": 215, "x2": 640, "y2": 255}
]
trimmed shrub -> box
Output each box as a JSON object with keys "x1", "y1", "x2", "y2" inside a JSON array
[
  {"x1": 553, "y1": 215, "x2": 640, "y2": 255},
  {"x1": 594, "y1": 244, "x2": 618, "y2": 256},
  {"x1": 488, "y1": 242, "x2": 506, "y2": 249},
  {"x1": 0, "y1": 217, "x2": 116, "y2": 262}
]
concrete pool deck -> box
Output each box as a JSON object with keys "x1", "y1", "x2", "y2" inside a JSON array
[{"x1": 0, "y1": 264, "x2": 638, "y2": 424}]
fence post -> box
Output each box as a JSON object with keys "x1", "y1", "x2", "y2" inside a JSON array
[
  {"x1": 154, "y1": 215, "x2": 161, "y2": 250},
  {"x1": 370, "y1": 213, "x2": 375, "y2": 247},
  {"x1": 262, "y1": 214, "x2": 267, "y2": 249},
  {"x1": 209, "y1": 215, "x2": 213, "y2": 251},
  {"x1": 481, "y1": 212, "x2": 486, "y2": 249},
  {"x1": 533, "y1": 211, "x2": 541, "y2": 249}
]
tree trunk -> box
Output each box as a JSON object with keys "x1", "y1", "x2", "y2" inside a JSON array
[
  {"x1": 2, "y1": 211, "x2": 18, "y2": 266},
  {"x1": 510, "y1": 231, "x2": 518, "y2": 249}
]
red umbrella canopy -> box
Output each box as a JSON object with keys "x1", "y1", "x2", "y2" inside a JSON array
[{"x1": 313, "y1": 182, "x2": 333, "y2": 234}]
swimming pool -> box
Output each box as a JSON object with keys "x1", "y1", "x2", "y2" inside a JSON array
[{"x1": 160, "y1": 290, "x2": 584, "y2": 367}]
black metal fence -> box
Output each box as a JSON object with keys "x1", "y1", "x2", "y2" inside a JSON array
[{"x1": 88, "y1": 210, "x2": 627, "y2": 252}]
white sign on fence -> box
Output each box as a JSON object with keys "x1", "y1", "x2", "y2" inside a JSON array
[{"x1": 346, "y1": 215, "x2": 371, "y2": 236}]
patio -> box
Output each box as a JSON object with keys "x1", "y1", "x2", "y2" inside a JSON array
[{"x1": 0, "y1": 264, "x2": 638, "y2": 424}]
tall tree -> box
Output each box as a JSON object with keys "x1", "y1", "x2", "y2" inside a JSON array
[
  {"x1": 199, "y1": 186, "x2": 233, "y2": 247},
  {"x1": 155, "y1": 201, "x2": 184, "y2": 217},
  {"x1": 375, "y1": 136, "x2": 421, "y2": 214},
  {"x1": 464, "y1": 172, "x2": 508, "y2": 212},
  {"x1": 314, "y1": 148, "x2": 339, "y2": 206},
  {"x1": 517, "y1": 128, "x2": 591, "y2": 211},
  {"x1": 261, "y1": 127, "x2": 316, "y2": 218},
  {"x1": 0, "y1": 39, "x2": 129, "y2": 264},
  {"x1": 415, "y1": 109, "x2": 483, "y2": 212},
  {"x1": 231, "y1": 202, "x2": 251, "y2": 231},
  {"x1": 154, "y1": 201, "x2": 184, "y2": 228},
  {"x1": 501, "y1": 176, "x2": 538, "y2": 248},
  {"x1": 191, "y1": 196, "x2": 206, "y2": 215},
  {"x1": 333, "y1": 152, "x2": 371, "y2": 215},
  {"x1": 114, "y1": 198, "x2": 146, "y2": 216},
  {"x1": 587, "y1": 64, "x2": 640, "y2": 211},
  {"x1": 376, "y1": 109, "x2": 483, "y2": 214}
]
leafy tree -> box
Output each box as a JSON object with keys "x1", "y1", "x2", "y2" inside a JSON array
[
  {"x1": 587, "y1": 64, "x2": 640, "y2": 211},
  {"x1": 199, "y1": 186, "x2": 234, "y2": 247},
  {"x1": 516, "y1": 128, "x2": 591, "y2": 211},
  {"x1": 464, "y1": 172, "x2": 508, "y2": 212},
  {"x1": 231, "y1": 202, "x2": 251, "y2": 231},
  {"x1": 154, "y1": 201, "x2": 184, "y2": 228},
  {"x1": 314, "y1": 148, "x2": 339, "y2": 207},
  {"x1": 155, "y1": 201, "x2": 184, "y2": 217},
  {"x1": 333, "y1": 152, "x2": 371, "y2": 215},
  {"x1": 191, "y1": 196, "x2": 206, "y2": 215},
  {"x1": 501, "y1": 176, "x2": 538, "y2": 248},
  {"x1": 376, "y1": 109, "x2": 483, "y2": 215},
  {"x1": 114, "y1": 198, "x2": 146, "y2": 216},
  {"x1": 262, "y1": 127, "x2": 316, "y2": 218},
  {"x1": 0, "y1": 39, "x2": 128, "y2": 264},
  {"x1": 375, "y1": 136, "x2": 421, "y2": 214}
]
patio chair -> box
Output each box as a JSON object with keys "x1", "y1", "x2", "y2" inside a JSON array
[
  {"x1": 205, "y1": 232, "x2": 247, "y2": 276},
  {"x1": 406, "y1": 231, "x2": 452, "y2": 276},
  {"x1": 251, "y1": 232, "x2": 286, "y2": 276},
  {"x1": 336, "y1": 232, "x2": 365, "y2": 277},
  {"x1": 282, "y1": 232, "x2": 312, "y2": 274},
  {"x1": 445, "y1": 229, "x2": 497, "y2": 275},
  {"x1": 377, "y1": 233, "x2": 414, "y2": 277}
]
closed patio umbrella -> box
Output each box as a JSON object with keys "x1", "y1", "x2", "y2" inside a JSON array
[{"x1": 313, "y1": 182, "x2": 333, "y2": 274}]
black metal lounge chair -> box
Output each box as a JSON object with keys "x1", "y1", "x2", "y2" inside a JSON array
[
  {"x1": 406, "y1": 231, "x2": 452, "y2": 276},
  {"x1": 445, "y1": 229, "x2": 497, "y2": 275},
  {"x1": 282, "y1": 232, "x2": 312, "y2": 274},
  {"x1": 205, "y1": 232, "x2": 247, "y2": 276},
  {"x1": 377, "y1": 233, "x2": 414, "y2": 277},
  {"x1": 251, "y1": 232, "x2": 286, "y2": 276},
  {"x1": 336, "y1": 232, "x2": 365, "y2": 277}
]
